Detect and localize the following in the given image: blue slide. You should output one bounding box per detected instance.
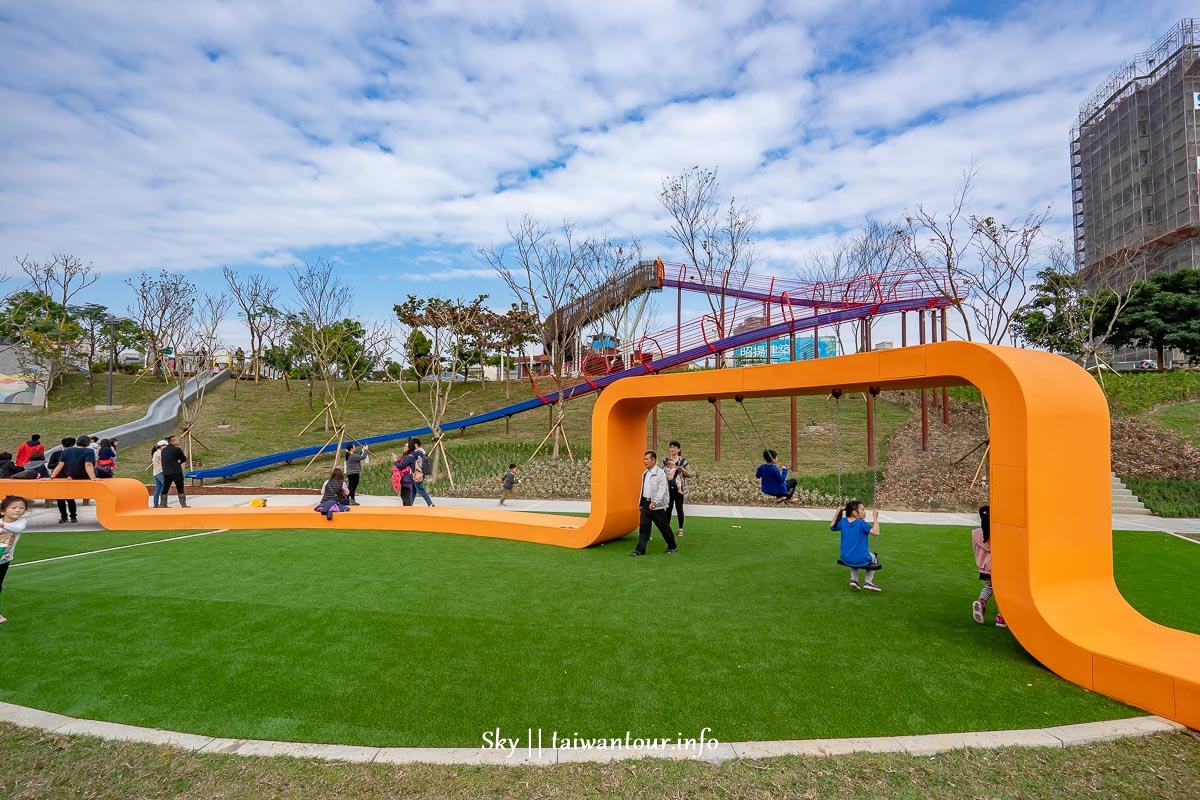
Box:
[188,296,944,481]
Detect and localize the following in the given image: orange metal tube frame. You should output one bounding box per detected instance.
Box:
[3,342,1197,729]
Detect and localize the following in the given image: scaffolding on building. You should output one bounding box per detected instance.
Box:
[1071,18,1200,283]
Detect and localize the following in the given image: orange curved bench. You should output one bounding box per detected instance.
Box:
[3,341,1198,730]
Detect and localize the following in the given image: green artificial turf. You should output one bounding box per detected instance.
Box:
[0,521,1194,748]
[11,529,209,563]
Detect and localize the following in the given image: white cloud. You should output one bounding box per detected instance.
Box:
[0,0,1194,332]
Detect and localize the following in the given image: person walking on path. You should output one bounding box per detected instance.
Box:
[411,439,435,507]
[499,463,519,506]
[158,436,189,508]
[150,441,167,508]
[0,495,30,624]
[343,444,369,505]
[14,435,43,469]
[662,440,692,536]
[632,450,677,557]
[49,434,98,523]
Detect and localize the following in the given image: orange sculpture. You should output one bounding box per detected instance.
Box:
[3,342,1197,729]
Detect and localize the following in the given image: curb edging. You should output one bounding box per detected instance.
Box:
[0,702,1184,766]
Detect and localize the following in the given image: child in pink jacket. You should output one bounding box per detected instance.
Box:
[971,505,1006,628]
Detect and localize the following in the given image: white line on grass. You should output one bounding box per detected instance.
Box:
[11,529,232,568]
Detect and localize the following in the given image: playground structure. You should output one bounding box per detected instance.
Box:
[5,341,1199,731]
[187,259,957,481]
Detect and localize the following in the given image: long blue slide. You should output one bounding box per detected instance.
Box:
[187,296,944,481]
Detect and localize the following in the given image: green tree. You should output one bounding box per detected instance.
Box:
[0,289,83,401]
[1109,269,1200,370]
[405,329,435,391]
[69,303,144,395]
[1011,266,1086,355]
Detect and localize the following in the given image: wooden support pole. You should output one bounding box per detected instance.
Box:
[929,311,939,410]
[919,309,929,452]
[941,308,950,426]
[714,399,722,463]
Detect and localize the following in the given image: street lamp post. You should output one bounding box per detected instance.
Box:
[104,314,118,407]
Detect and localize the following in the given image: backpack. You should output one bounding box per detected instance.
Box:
[414,452,432,482]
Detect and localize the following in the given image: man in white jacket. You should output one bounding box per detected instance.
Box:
[631,450,678,556]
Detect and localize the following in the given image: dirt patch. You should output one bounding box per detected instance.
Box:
[875,393,989,513]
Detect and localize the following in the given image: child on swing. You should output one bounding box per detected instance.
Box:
[971,505,1006,627]
[831,499,881,591]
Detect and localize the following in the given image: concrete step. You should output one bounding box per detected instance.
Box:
[1111,474,1152,515]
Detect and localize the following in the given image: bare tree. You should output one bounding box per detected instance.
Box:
[126,270,195,379]
[283,258,390,466]
[577,236,658,371]
[659,166,758,365]
[900,167,1050,345]
[482,214,589,458]
[164,291,233,464]
[804,219,908,354]
[966,208,1052,345]
[900,168,977,340]
[9,254,97,399]
[392,295,491,484]
[222,267,280,381]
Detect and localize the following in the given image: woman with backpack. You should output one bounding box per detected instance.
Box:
[96,439,117,478]
[411,438,435,507]
[390,441,419,506]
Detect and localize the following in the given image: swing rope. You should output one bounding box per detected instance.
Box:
[868,386,880,505]
[831,390,844,502]
[734,395,771,451]
[709,398,748,453]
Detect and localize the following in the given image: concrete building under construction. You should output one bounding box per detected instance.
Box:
[1071,18,1200,284]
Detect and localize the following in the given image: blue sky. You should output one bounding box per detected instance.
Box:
[0,0,1192,347]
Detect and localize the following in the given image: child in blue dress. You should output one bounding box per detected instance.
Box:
[831,500,882,591]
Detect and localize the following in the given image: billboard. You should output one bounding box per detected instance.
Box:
[733,337,838,365]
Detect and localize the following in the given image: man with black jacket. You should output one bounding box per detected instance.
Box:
[158,436,189,508]
[49,435,97,523]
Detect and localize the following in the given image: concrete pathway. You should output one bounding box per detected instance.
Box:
[0,702,1182,765]
[20,494,1200,537]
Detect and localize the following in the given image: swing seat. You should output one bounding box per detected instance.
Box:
[837,558,883,572]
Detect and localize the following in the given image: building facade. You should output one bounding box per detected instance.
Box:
[1072,19,1200,285]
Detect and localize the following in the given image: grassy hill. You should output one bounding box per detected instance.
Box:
[0,373,175,453]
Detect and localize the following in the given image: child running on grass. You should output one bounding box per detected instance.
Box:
[499,463,519,506]
[971,505,1006,628]
[0,495,29,624]
[831,500,882,591]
